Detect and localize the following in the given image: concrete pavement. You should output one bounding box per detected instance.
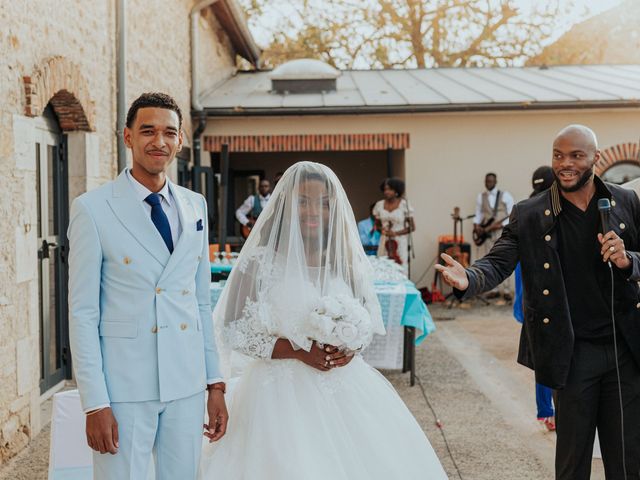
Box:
[1,303,607,479]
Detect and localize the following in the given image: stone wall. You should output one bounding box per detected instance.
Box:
[0,0,237,465]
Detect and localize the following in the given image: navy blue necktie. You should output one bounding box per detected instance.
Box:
[145,193,174,253]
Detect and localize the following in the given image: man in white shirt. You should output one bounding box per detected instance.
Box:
[473,172,515,300]
[236,179,271,229]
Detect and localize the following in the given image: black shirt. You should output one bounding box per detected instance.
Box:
[557,191,618,341]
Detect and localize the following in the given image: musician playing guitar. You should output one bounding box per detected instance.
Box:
[473,172,514,300]
[236,178,271,239]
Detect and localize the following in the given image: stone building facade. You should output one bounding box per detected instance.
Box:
[0,0,258,464]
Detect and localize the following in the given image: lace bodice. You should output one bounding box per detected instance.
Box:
[221,267,356,359]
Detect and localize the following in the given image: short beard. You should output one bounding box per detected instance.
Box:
[554,169,593,193]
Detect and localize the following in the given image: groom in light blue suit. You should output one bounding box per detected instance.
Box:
[68,93,228,479]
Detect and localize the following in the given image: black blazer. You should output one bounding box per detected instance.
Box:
[458,177,640,389]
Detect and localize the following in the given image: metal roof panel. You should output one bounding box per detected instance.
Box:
[200,65,640,113]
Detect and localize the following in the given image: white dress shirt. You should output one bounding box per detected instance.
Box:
[127,169,182,245]
[235,194,271,225]
[474,187,514,226]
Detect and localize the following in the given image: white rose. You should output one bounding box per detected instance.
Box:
[346,303,369,326]
[335,322,358,345]
[322,297,343,318]
[308,312,336,343]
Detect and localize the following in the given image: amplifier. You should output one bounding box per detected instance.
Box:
[437,241,471,268]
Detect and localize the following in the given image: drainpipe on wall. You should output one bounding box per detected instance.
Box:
[191,0,219,113]
[116,0,127,173]
[190,0,219,191]
[192,112,207,192]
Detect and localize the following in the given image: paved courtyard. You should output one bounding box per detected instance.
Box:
[0,302,606,479]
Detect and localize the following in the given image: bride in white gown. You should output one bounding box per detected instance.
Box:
[200,162,448,479]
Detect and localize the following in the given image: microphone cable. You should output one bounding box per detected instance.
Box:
[607,260,628,480]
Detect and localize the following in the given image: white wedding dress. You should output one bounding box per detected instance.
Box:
[199,277,448,480]
[200,162,448,479]
[199,356,448,479]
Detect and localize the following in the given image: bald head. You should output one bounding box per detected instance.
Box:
[554,124,598,153]
[552,124,600,193]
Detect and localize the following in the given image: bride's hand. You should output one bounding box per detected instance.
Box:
[298,341,333,371]
[326,348,355,368]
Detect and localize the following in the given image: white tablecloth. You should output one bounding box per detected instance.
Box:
[211,281,414,370]
[49,380,239,480]
[48,390,93,480]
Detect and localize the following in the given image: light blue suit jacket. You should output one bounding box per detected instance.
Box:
[68,170,220,411]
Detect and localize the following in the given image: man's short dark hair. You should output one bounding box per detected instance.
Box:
[380,177,406,197]
[486,172,497,180]
[126,92,183,129]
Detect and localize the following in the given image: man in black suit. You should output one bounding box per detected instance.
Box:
[437,125,640,479]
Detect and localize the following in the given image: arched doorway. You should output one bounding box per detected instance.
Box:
[35,106,70,393]
[596,142,640,185]
[600,161,640,184]
[25,57,95,393]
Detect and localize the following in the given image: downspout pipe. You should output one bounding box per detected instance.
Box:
[192,112,207,192]
[116,0,127,172]
[191,0,220,192]
[191,0,220,113]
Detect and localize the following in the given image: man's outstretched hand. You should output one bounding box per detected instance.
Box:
[434,253,469,291]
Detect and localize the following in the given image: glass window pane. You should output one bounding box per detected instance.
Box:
[36,144,42,238]
[48,259,58,371]
[47,145,58,236]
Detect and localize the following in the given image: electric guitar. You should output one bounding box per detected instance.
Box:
[473,215,509,246]
[240,215,257,240]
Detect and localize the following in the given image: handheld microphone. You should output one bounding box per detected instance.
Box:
[600,196,629,479]
[597,198,611,235]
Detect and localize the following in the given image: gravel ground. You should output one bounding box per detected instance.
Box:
[386,323,552,479]
[1,302,606,479]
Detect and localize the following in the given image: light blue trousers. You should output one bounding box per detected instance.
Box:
[93,391,205,480]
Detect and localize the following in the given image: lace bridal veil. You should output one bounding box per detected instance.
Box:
[213,161,385,376]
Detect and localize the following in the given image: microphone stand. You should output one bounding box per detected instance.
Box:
[402,195,417,385]
[445,209,488,308]
[404,196,415,279]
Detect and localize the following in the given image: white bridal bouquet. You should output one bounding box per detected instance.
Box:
[306,295,373,351]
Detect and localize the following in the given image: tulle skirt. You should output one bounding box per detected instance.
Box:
[199,356,448,479]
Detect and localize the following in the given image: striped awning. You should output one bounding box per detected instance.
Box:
[203,133,410,152]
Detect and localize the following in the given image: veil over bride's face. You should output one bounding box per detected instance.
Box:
[297,176,331,250]
[213,161,386,373]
